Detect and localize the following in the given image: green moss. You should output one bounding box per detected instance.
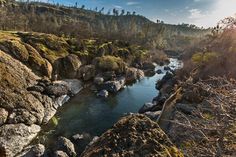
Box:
[95,55,126,73]
[192,52,218,64]
[0,40,29,62]
[51,116,58,126]
[164,146,184,157]
[203,112,214,120]
[18,32,69,63]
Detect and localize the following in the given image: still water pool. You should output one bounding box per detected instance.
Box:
[40,58,182,141]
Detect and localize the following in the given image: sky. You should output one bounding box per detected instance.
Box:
[49,0,236,28]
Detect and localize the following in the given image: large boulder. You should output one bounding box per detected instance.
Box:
[125,67,144,82]
[81,114,183,157]
[61,54,82,78]
[53,79,83,96]
[45,84,69,97]
[54,137,76,157]
[0,124,41,157]
[0,40,29,62]
[142,62,156,70]
[78,65,96,81]
[101,77,125,93]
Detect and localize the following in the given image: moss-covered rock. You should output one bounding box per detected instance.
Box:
[93,55,126,74]
[81,114,184,157]
[19,32,69,63]
[56,54,82,79]
[0,40,29,62]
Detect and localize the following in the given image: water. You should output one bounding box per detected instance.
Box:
[40,58,182,141]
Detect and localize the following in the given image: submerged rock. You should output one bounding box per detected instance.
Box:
[156,69,163,74]
[164,66,171,71]
[97,90,109,98]
[81,114,183,157]
[138,102,155,114]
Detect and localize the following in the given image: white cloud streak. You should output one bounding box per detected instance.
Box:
[188,0,236,27]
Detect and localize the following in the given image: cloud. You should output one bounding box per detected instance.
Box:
[112,5,123,9]
[187,0,236,27]
[188,9,206,19]
[126,1,140,6]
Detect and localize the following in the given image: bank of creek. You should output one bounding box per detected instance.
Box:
[35,58,183,149]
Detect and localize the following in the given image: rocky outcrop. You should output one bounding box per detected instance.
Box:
[0,124,41,157]
[81,114,183,157]
[0,50,71,156]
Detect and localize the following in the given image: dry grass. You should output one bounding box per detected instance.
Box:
[168,77,236,157]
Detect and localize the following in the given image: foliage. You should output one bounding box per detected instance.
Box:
[0,0,209,50]
[94,55,126,73]
[191,52,218,64]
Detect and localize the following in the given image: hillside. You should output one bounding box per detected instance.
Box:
[0,0,210,51]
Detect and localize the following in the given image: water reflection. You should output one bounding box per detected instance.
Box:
[39,58,182,145]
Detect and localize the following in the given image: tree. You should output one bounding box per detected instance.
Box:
[121,9,125,16]
[126,11,130,15]
[99,7,104,13]
[113,8,119,16]
[107,9,111,15]
[81,5,85,9]
[132,11,136,15]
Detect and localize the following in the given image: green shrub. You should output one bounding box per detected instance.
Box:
[192,52,218,64]
[94,55,126,73]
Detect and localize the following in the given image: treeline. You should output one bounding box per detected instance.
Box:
[0,0,210,50]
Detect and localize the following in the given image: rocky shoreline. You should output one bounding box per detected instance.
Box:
[0,31,167,156]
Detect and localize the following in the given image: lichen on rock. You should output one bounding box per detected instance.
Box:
[81,114,183,157]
